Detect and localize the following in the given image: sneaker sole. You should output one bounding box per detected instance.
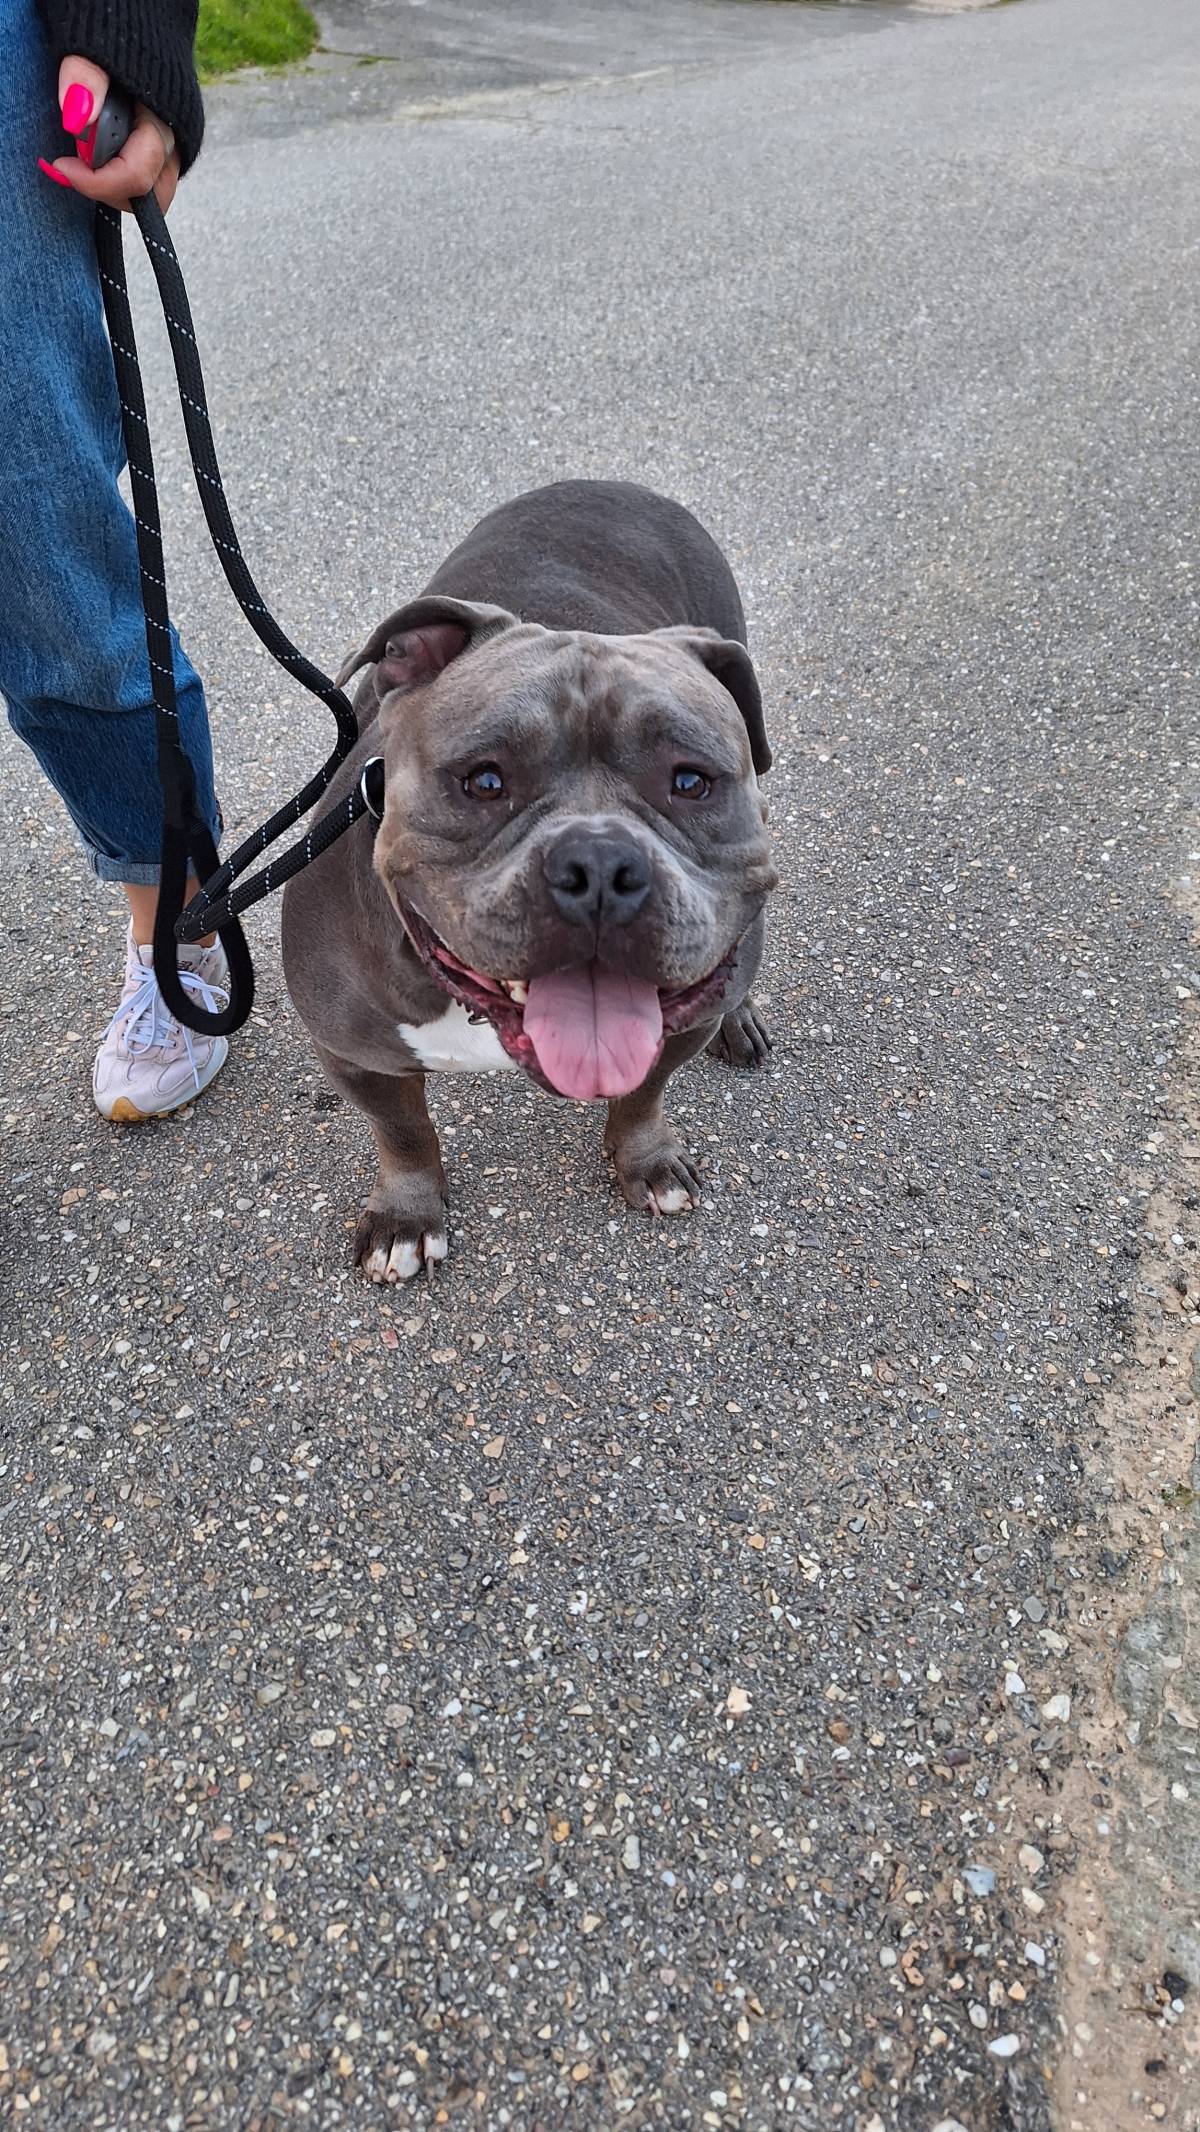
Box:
[96,1039,229,1124]
[107,1096,152,1123]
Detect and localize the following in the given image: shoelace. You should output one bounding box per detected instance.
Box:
[106,961,229,1094]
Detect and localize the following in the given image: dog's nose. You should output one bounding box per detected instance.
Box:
[544,830,652,928]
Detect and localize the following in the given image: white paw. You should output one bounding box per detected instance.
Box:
[363,1230,448,1283]
[647,1183,693,1216]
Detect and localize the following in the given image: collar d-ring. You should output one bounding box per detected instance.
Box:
[360,757,386,822]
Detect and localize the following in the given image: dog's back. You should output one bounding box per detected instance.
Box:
[422,478,748,645]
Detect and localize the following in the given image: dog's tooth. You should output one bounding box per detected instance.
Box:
[507,980,529,1005]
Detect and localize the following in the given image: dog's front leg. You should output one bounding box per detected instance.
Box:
[315,1046,448,1281]
[603,1027,714,1216]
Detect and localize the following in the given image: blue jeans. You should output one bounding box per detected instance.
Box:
[0,0,220,885]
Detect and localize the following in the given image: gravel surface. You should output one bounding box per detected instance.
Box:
[2,0,1199,2126]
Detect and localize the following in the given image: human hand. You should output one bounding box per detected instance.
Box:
[38,56,181,212]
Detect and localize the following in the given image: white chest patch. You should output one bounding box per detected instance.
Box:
[398,1001,516,1074]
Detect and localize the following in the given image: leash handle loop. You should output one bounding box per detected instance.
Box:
[95,184,367,1032]
[95,199,254,1035]
[125,191,362,952]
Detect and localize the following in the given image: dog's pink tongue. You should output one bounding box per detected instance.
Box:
[523,964,663,1100]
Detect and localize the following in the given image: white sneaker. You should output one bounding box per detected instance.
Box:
[93,924,230,1122]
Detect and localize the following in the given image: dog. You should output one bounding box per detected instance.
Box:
[281,479,777,1280]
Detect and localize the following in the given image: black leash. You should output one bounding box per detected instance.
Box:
[91,94,382,1036]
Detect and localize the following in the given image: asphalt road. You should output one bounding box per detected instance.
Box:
[2,2,1199,2127]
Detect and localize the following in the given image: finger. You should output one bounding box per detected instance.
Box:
[44,119,167,206]
[57,54,109,138]
[142,111,177,165]
[153,155,181,215]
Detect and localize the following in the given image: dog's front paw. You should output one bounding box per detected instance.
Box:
[354,1180,448,1283]
[707,998,772,1069]
[609,1130,701,1216]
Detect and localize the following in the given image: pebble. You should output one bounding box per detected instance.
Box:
[1004,1670,1027,1696]
[968,2003,988,2029]
[622,1834,642,1871]
[1041,1692,1072,1722]
[963,1864,997,1896]
[1022,1887,1046,1916]
[1018,1844,1045,1876]
[1025,1941,1046,1966]
[988,2034,1021,2058]
[256,1682,286,1706]
[1023,1595,1047,1622]
[311,1728,338,1748]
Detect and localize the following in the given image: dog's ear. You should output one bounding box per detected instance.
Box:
[336,598,519,696]
[653,627,771,777]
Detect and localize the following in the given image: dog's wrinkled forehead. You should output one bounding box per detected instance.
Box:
[396,631,762,784]
[403,627,584,749]
[340,597,771,777]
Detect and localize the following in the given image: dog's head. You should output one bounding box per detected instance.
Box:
[339,599,776,1100]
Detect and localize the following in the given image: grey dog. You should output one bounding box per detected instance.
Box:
[281,479,777,1280]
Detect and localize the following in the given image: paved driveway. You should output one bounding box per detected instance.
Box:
[2,1,1198,2125]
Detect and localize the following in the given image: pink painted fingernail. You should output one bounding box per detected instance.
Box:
[37,157,73,188]
[61,83,93,134]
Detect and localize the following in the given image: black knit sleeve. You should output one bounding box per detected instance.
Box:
[35,0,204,171]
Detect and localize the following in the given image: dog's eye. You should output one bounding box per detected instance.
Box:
[463,764,505,799]
[671,766,711,799]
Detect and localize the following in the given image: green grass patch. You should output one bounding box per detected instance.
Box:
[196,0,319,82]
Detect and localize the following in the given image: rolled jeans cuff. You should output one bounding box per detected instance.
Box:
[84,807,224,886]
[89,850,165,886]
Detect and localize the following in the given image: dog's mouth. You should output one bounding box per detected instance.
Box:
[401,904,735,1101]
